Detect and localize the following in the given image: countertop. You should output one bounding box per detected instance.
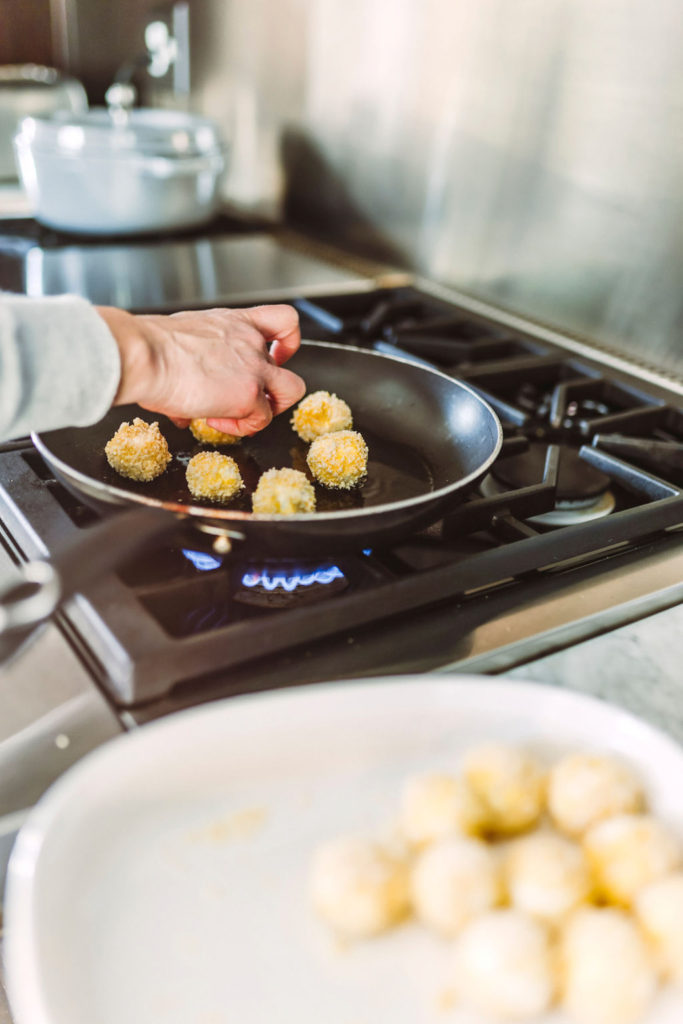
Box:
[504,600,683,744]
[1,601,682,1022]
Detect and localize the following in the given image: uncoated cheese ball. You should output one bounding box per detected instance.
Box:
[452,909,556,1020]
[398,773,489,847]
[309,836,410,939]
[462,743,546,837]
[411,835,502,937]
[583,813,681,907]
[635,872,683,983]
[548,752,645,837]
[560,907,657,1024]
[505,831,593,927]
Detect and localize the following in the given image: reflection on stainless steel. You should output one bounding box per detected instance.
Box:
[23,233,382,309]
[191,0,682,375]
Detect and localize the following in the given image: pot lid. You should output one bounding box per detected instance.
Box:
[17,107,226,158]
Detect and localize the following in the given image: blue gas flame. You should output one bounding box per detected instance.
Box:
[181,549,223,572]
[241,565,345,592]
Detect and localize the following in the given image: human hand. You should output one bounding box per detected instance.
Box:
[97,304,305,436]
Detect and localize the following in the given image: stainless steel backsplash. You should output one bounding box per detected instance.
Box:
[189,0,682,371]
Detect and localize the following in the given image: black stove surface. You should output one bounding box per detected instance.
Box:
[1,286,682,716]
[0,211,272,294]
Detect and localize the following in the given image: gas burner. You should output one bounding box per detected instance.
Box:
[484,443,616,527]
[480,473,616,527]
[234,562,349,608]
[494,444,610,506]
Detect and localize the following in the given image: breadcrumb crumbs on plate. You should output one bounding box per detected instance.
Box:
[251,467,316,515]
[307,430,369,489]
[185,451,243,502]
[189,418,239,446]
[290,390,353,442]
[104,417,172,482]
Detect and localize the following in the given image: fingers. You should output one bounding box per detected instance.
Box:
[206,388,274,437]
[263,363,306,417]
[243,304,301,365]
[169,416,191,428]
[206,365,304,435]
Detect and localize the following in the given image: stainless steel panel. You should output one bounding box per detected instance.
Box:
[190,0,683,374]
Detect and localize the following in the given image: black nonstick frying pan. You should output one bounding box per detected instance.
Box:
[0,342,502,647]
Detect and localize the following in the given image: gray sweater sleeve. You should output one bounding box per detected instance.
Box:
[0,293,121,442]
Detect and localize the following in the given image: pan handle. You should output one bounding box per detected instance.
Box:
[0,506,178,636]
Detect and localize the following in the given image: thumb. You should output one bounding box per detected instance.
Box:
[243,304,302,364]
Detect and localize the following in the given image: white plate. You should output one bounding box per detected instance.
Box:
[5,676,683,1024]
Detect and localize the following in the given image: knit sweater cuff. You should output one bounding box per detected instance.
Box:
[0,293,121,440]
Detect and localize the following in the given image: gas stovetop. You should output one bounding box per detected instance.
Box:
[1,285,682,731]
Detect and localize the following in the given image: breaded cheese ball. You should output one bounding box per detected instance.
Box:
[412,835,502,937]
[251,467,316,515]
[309,836,410,939]
[583,813,681,907]
[104,417,171,482]
[462,743,546,837]
[398,773,489,847]
[291,390,352,442]
[635,873,683,982]
[505,831,593,926]
[189,418,239,446]
[560,908,657,1024]
[307,429,369,490]
[453,909,556,1020]
[548,752,645,837]
[185,451,243,502]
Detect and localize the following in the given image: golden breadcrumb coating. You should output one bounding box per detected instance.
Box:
[307,430,368,489]
[185,451,243,502]
[189,418,239,446]
[104,417,172,482]
[291,390,353,442]
[251,467,316,515]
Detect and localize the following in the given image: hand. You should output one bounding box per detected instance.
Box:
[97,304,306,436]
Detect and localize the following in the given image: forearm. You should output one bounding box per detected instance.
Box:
[0,294,121,442]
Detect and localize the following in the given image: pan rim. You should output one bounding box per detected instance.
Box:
[31,340,504,523]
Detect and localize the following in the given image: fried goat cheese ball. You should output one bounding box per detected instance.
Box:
[291,390,352,442]
[307,430,369,490]
[104,417,172,482]
[251,468,316,515]
[189,418,239,446]
[185,451,243,502]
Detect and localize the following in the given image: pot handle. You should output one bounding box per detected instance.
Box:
[0,506,178,636]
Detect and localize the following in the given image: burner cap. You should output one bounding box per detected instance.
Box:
[492,443,610,505]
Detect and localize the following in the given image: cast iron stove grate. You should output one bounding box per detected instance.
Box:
[0,288,682,712]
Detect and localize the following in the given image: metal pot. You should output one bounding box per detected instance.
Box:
[13,106,228,235]
[0,65,87,181]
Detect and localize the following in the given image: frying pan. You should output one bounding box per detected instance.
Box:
[0,342,502,644]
